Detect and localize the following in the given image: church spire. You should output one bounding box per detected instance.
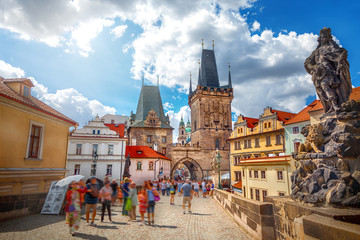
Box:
[189,72,192,95]
[142,74,144,86]
[228,63,232,88]
[197,59,201,86]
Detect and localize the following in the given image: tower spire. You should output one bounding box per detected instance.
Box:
[189,72,192,95]
[202,38,204,49]
[197,59,201,86]
[228,62,232,88]
[157,75,159,86]
[142,74,144,86]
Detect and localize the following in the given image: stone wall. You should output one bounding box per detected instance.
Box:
[266,196,360,240]
[0,193,47,221]
[213,189,275,240]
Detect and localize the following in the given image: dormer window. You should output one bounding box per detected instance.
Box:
[23,85,30,97]
[137,150,143,154]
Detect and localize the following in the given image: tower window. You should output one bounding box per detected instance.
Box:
[215,139,220,149]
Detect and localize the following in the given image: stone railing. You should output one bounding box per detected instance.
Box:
[213,189,275,240]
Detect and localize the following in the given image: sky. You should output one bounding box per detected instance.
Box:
[0,0,359,141]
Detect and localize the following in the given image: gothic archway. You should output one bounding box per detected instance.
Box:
[170,158,203,181]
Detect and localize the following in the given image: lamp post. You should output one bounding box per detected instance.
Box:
[92,152,98,176]
[216,150,222,189]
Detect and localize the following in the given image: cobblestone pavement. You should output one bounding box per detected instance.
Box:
[0,195,253,240]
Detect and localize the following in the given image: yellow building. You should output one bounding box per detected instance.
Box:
[0,77,76,218]
[229,107,295,201]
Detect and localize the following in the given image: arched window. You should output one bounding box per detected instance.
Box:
[149,161,154,170]
[137,161,142,170]
[240,128,243,133]
[268,122,271,128]
[264,123,267,128]
[182,130,184,135]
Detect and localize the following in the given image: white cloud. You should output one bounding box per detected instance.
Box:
[166,105,191,142]
[0,60,25,78]
[110,25,128,39]
[251,20,260,31]
[163,102,174,111]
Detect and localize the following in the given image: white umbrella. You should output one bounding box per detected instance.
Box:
[56,175,84,187]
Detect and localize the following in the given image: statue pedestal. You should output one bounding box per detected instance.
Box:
[266,196,360,240]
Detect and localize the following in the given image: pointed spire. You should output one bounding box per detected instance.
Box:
[212,40,214,51]
[228,62,232,88]
[189,72,192,94]
[142,74,144,86]
[197,59,201,86]
[202,38,204,49]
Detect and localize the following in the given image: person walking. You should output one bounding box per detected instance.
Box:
[100,180,113,223]
[121,178,130,216]
[161,181,166,196]
[128,182,138,221]
[138,187,147,226]
[85,177,100,226]
[166,180,171,196]
[210,180,215,198]
[65,181,87,236]
[206,181,211,197]
[193,181,199,197]
[181,179,193,214]
[146,182,159,225]
[110,179,118,206]
[177,180,183,197]
[169,181,176,205]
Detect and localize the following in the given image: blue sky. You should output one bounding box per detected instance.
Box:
[0,0,359,140]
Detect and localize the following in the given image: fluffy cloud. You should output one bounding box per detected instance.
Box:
[0,60,116,126]
[110,25,128,39]
[166,105,191,142]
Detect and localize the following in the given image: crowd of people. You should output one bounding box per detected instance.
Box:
[64,177,215,236]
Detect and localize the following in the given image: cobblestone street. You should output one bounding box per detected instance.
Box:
[0,195,253,240]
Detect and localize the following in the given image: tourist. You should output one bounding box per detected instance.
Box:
[128,182,138,221]
[181,179,193,214]
[117,185,123,205]
[121,178,130,216]
[161,180,166,196]
[153,181,158,191]
[100,180,113,223]
[110,179,118,206]
[146,182,159,225]
[193,180,199,197]
[138,187,147,226]
[170,180,176,205]
[201,180,207,198]
[206,181,211,197]
[65,181,87,236]
[166,180,171,196]
[210,180,215,198]
[85,177,100,226]
[177,180,183,197]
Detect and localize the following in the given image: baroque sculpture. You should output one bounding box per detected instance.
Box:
[291,28,360,207]
[123,154,131,178]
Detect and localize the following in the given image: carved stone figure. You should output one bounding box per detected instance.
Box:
[123,154,131,178]
[304,27,352,114]
[298,124,324,154]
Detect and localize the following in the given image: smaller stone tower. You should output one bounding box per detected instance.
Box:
[177,116,186,145]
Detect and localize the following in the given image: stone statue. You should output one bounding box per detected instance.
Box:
[298,124,324,154]
[304,27,352,114]
[123,153,131,178]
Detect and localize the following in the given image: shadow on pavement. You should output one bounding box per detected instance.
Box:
[110,221,129,225]
[0,215,64,233]
[95,225,118,229]
[155,225,177,229]
[190,213,212,216]
[74,233,108,240]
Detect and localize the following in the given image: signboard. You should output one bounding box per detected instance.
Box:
[41,181,68,215]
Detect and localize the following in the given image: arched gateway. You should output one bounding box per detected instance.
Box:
[170,158,203,181]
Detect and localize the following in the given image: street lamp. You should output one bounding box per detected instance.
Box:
[92,152,98,176]
[216,149,222,189]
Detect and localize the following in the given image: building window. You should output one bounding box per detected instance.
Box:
[23,85,30,97]
[194,121,197,131]
[250,188,253,199]
[244,139,251,148]
[162,136,166,143]
[262,190,268,201]
[240,128,243,133]
[92,144,98,156]
[108,145,114,155]
[215,139,220,149]
[255,189,260,201]
[277,171,283,180]
[254,154,260,158]
[149,161,154,170]
[97,130,100,134]
[261,170,266,179]
[237,128,240,134]
[264,123,267,128]
[234,156,241,165]
[243,186,246,198]
[255,138,260,147]
[92,130,95,134]
[74,164,80,175]
[28,125,42,158]
[162,147,166,155]
[137,161,142,170]
[294,142,300,153]
[106,165,112,175]
[111,119,115,124]
[76,144,82,155]
[279,192,285,196]
[268,122,271,128]
[235,171,241,181]
[242,169,245,177]
[293,126,299,134]
[276,135,282,145]
[254,170,259,179]
[182,141,184,145]
[266,136,271,146]
[182,130,184,135]
[249,170,252,178]
[147,135,152,143]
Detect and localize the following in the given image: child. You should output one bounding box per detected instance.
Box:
[170,181,176,205]
[138,187,147,226]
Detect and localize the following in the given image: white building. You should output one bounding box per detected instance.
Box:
[126,146,171,185]
[66,115,127,181]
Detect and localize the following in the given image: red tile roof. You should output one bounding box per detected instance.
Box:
[271,109,296,123]
[104,123,126,138]
[308,86,360,113]
[125,146,171,160]
[243,117,259,128]
[233,181,242,189]
[0,77,77,125]
[284,100,320,125]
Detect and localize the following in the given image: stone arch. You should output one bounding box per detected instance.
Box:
[170,157,203,181]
